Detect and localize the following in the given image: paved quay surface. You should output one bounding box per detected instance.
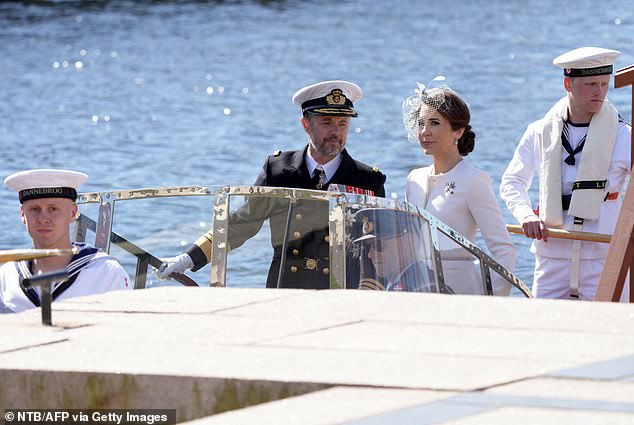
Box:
[1,287,634,424]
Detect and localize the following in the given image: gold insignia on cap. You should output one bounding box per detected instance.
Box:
[362,216,374,235]
[326,88,347,105]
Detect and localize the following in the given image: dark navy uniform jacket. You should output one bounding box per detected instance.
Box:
[187,146,386,289]
[258,147,385,197]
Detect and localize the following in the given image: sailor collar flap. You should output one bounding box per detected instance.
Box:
[15,243,100,306]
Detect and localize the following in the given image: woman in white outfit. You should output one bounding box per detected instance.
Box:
[403,86,516,295]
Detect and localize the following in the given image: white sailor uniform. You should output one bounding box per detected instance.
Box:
[406,160,516,295]
[500,106,631,300]
[0,242,131,313]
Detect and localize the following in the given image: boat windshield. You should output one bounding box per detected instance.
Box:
[74,185,531,297]
[347,207,439,293]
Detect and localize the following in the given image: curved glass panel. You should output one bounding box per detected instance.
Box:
[347,207,437,293]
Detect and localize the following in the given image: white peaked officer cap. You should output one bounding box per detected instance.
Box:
[4,169,88,204]
[292,80,363,117]
[553,47,621,77]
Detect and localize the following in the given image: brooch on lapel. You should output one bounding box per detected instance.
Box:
[445,181,455,195]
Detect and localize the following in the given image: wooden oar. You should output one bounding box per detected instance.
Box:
[0,247,80,263]
[506,224,611,244]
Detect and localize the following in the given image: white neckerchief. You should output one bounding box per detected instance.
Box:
[306,151,342,181]
[539,96,618,225]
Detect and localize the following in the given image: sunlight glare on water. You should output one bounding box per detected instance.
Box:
[0,0,632,288]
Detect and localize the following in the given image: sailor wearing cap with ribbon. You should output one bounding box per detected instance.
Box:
[156,81,386,289]
[500,47,632,300]
[0,169,131,313]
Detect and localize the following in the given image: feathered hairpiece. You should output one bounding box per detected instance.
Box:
[402,76,450,143]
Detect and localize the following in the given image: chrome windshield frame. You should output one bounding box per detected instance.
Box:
[410,203,531,297]
[328,192,397,289]
[209,185,337,287]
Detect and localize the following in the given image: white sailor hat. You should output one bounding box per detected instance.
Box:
[292,80,363,117]
[4,169,88,204]
[553,47,621,77]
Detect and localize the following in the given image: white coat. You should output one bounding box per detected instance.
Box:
[406,160,516,295]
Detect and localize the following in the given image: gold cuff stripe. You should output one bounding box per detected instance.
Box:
[194,231,214,263]
[359,278,386,291]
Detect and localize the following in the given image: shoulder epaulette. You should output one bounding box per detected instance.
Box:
[273,150,282,157]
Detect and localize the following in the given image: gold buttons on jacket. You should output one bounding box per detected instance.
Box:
[295,213,303,220]
[290,266,298,273]
[322,267,330,275]
[324,235,330,243]
[293,231,301,239]
[292,249,300,256]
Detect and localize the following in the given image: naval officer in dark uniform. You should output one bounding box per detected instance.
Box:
[157,80,386,289]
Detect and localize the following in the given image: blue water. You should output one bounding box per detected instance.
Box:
[1,0,632,288]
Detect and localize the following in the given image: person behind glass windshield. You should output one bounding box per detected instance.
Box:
[0,169,131,313]
[354,208,437,292]
[500,47,631,301]
[155,80,386,289]
[403,85,516,295]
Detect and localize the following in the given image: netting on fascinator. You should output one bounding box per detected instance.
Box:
[402,76,449,143]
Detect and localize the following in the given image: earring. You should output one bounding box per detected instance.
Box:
[453,139,459,145]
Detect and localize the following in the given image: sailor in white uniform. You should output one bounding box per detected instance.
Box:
[500,47,632,301]
[0,169,131,313]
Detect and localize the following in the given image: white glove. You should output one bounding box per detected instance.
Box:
[155,253,194,281]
